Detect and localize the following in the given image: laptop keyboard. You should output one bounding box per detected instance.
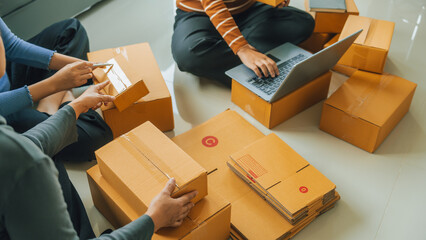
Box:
[247,53,308,96]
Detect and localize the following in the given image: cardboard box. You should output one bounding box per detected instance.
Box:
[96,121,208,216]
[320,71,417,152]
[87,165,231,240]
[337,15,395,74]
[299,33,335,53]
[228,133,336,224]
[306,0,359,33]
[256,0,284,7]
[89,54,149,112]
[88,43,174,138]
[324,33,340,48]
[172,110,340,239]
[231,71,332,129]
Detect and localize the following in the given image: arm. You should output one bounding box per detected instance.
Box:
[23,81,115,157]
[3,150,155,240]
[200,0,279,77]
[0,18,54,69]
[23,105,78,157]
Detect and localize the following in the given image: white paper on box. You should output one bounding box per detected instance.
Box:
[103,58,132,94]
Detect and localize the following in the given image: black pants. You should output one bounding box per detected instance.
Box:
[5,19,112,239]
[172,3,315,87]
[6,18,113,162]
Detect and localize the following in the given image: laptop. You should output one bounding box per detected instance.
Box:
[225,30,362,102]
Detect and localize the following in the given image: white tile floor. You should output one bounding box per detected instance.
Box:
[64,0,426,239]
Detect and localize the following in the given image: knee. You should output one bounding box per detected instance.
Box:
[295,11,315,40]
[172,36,217,74]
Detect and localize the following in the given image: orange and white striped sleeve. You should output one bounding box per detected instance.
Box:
[200,0,249,54]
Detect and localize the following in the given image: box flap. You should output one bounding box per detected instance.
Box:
[88,43,170,110]
[339,16,395,49]
[324,71,417,126]
[230,134,309,189]
[339,15,371,44]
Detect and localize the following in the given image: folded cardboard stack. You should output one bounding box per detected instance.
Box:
[320,71,417,152]
[87,121,232,239]
[173,110,340,239]
[227,133,336,224]
[88,43,174,138]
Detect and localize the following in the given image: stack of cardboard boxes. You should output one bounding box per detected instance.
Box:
[87,121,232,239]
[88,110,340,239]
[319,16,417,152]
[172,110,340,239]
[299,0,359,53]
[88,43,174,138]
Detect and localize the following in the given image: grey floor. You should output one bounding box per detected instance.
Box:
[62,0,426,239]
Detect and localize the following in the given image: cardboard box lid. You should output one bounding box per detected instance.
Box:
[229,134,335,215]
[91,54,145,96]
[96,121,207,204]
[172,110,265,174]
[339,15,395,50]
[88,43,171,110]
[230,134,309,188]
[324,71,417,126]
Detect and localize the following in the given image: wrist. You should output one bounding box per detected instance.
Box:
[68,100,85,119]
[45,75,62,92]
[146,210,161,232]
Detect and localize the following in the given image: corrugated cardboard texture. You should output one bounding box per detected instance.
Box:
[306,0,359,33]
[96,121,208,216]
[231,71,332,129]
[172,110,340,239]
[338,15,395,73]
[87,165,231,239]
[89,43,174,137]
[299,33,335,53]
[320,71,417,152]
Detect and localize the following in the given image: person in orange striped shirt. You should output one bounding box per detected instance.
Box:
[172,0,314,87]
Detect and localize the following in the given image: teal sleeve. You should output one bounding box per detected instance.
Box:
[23,105,78,157]
[94,215,154,240]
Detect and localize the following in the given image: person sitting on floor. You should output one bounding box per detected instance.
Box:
[0,18,113,238]
[172,0,314,87]
[0,45,197,237]
[0,17,113,163]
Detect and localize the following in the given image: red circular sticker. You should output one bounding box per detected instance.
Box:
[299,186,308,193]
[202,136,218,147]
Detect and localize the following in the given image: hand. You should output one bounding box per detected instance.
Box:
[68,81,115,118]
[48,61,94,91]
[276,0,290,8]
[236,44,279,78]
[146,178,198,232]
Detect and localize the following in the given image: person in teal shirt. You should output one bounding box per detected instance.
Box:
[0,49,197,238]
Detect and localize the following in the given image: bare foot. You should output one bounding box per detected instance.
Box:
[37,91,67,115]
[61,90,76,104]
